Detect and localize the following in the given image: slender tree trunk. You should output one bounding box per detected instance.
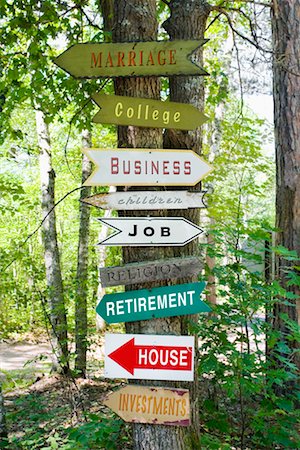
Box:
[36,108,69,373]
[0,384,7,445]
[75,130,93,377]
[271,0,300,375]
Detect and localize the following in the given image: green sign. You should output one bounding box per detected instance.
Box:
[92,94,208,130]
[96,282,210,324]
[54,40,208,78]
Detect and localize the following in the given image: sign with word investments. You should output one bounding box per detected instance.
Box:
[97,217,203,246]
[54,40,208,78]
[96,282,209,324]
[92,94,208,130]
[83,148,213,187]
[99,256,203,287]
[105,333,194,381]
[103,385,190,427]
[81,190,207,210]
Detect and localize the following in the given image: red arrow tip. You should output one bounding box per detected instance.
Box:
[108,337,136,375]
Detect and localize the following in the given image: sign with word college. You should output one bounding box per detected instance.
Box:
[99,256,203,287]
[83,148,213,187]
[97,282,209,324]
[82,190,207,210]
[105,333,195,381]
[92,94,208,130]
[54,40,208,78]
[103,385,190,426]
[97,217,203,246]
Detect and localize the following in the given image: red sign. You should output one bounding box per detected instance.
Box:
[108,337,192,375]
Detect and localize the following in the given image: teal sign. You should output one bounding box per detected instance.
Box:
[96,282,210,324]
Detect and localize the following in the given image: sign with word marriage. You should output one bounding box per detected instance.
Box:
[103,385,190,427]
[83,148,213,187]
[105,333,194,381]
[54,40,208,78]
[96,282,210,324]
[99,256,203,287]
[97,217,203,246]
[81,190,207,210]
[92,94,208,130]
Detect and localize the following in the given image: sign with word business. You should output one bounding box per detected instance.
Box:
[81,190,207,210]
[83,148,213,186]
[97,217,203,246]
[54,40,208,78]
[92,94,208,130]
[97,282,210,324]
[105,333,194,381]
[99,256,203,287]
[103,385,190,426]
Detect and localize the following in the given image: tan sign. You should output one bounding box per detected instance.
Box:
[54,40,208,78]
[103,385,190,426]
[92,94,208,130]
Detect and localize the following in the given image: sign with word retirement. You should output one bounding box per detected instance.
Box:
[92,94,208,130]
[96,282,209,324]
[54,40,208,78]
[103,385,190,426]
[105,333,194,381]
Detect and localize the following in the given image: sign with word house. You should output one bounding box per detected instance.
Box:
[103,385,190,426]
[105,333,194,381]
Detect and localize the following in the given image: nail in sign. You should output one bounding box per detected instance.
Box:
[82,148,213,187]
[105,333,194,381]
[54,40,208,78]
[92,94,208,130]
[103,385,190,426]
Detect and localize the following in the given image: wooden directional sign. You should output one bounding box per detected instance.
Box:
[83,148,213,186]
[99,256,203,287]
[92,94,208,130]
[54,40,208,78]
[97,282,210,324]
[103,385,190,426]
[82,190,207,210]
[97,217,203,247]
[105,333,194,381]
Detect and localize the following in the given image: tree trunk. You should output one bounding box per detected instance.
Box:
[36,108,69,373]
[271,0,300,374]
[0,384,7,445]
[75,129,93,377]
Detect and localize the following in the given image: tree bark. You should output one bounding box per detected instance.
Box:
[36,108,69,373]
[0,384,7,445]
[75,129,93,377]
[271,0,300,374]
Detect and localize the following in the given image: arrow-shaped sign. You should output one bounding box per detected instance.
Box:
[54,40,208,78]
[97,282,210,324]
[82,190,207,210]
[103,385,190,426]
[105,333,194,381]
[83,148,213,186]
[92,94,208,130]
[97,217,203,246]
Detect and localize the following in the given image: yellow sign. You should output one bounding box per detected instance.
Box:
[103,385,190,426]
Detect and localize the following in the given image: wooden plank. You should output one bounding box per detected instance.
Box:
[97,281,210,324]
[99,256,203,287]
[54,40,208,78]
[82,148,213,187]
[92,94,208,130]
[97,217,203,247]
[105,333,194,381]
[81,190,207,210]
[103,385,190,426]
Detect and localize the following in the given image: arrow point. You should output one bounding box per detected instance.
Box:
[108,338,135,375]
